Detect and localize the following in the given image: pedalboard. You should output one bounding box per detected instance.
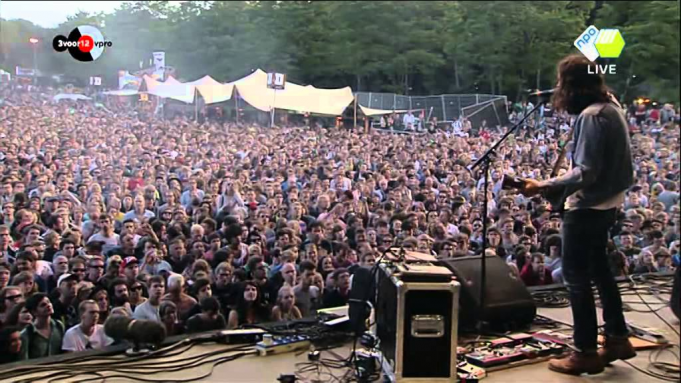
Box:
[464,334,565,368]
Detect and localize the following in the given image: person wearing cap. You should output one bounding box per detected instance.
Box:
[40,195,61,227]
[49,273,79,329]
[98,255,123,289]
[19,293,65,360]
[121,257,140,285]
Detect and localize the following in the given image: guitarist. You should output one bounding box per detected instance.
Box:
[521,54,635,376]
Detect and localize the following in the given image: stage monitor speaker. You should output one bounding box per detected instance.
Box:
[439,255,536,331]
[374,262,459,383]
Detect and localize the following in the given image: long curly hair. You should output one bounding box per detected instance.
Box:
[551,54,610,115]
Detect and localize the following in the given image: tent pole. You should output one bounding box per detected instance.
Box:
[235,89,239,125]
[353,94,358,130]
[271,89,277,128]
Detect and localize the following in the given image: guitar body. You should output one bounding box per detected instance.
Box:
[501,175,566,215]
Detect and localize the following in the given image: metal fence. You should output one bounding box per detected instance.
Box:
[462,97,510,132]
[355,92,507,122]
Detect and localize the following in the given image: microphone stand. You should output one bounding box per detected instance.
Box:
[468,98,547,330]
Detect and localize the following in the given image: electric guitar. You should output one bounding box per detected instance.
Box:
[502,128,575,214]
[502,94,622,214]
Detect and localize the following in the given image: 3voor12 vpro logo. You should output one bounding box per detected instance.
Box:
[53,25,112,62]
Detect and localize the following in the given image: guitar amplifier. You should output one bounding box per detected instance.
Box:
[374,262,460,382]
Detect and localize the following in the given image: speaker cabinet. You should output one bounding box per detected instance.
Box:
[375,263,459,382]
[439,255,536,331]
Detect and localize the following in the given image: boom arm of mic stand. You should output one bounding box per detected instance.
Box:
[465,99,546,331]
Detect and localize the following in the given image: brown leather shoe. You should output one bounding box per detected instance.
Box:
[548,351,605,375]
[598,336,637,365]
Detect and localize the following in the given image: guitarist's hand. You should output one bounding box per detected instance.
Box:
[520,179,546,197]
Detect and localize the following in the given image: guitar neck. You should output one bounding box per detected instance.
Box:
[551,127,575,177]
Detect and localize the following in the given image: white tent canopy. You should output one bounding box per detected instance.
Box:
[359,105,408,117]
[136,70,354,114]
[53,93,91,102]
[141,75,196,103]
[230,69,354,116]
[103,89,139,96]
[186,75,234,105]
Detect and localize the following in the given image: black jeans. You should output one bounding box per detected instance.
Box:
[562,208,629,352]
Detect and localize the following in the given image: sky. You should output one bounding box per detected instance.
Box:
[0,1,127,28]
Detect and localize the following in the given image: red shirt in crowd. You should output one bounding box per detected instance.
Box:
[520,264,553,286]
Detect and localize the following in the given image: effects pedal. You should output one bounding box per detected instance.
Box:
[457,360,487,380]
[256,334,311,356]
[627,323,668,344]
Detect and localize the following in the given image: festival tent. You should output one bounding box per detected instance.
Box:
[186,75,234,105]
[164,76,182,85]
[231,69,354,116]
[359,105,408,116]
[103,89,139,96]
[133,70,354,114]
[53,93,92,102]
[140,75,196,103]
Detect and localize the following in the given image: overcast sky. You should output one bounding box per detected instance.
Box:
[1,1,127,28]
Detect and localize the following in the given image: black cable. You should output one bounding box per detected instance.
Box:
[52,348,255,383]
[9,343,256,383]
[0,342,197,381]
[540,298,680,383]
[622,344,681,383]
[0,338,196,379]
[627,275,680,337]
[68,350,256,383]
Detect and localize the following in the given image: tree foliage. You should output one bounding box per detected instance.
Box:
[0,1,677,102]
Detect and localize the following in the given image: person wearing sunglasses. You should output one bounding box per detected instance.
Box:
[0,285,24,326]
[128,281,148,311]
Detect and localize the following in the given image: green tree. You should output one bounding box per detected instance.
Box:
[1,1,677,103]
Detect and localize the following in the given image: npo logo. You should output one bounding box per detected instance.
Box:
[574,25,625,62]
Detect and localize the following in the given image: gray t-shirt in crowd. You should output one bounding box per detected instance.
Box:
[133,300,161,322]
[293,285,320,318]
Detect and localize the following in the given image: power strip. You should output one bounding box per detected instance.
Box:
[256,334,311,356]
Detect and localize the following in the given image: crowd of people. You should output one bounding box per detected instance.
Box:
[0,80,678,364]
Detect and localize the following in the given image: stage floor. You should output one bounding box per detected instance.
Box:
[1,291,678,383]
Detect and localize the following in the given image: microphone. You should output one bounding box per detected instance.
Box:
[104,315,167,353]
[527,88,555,97]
